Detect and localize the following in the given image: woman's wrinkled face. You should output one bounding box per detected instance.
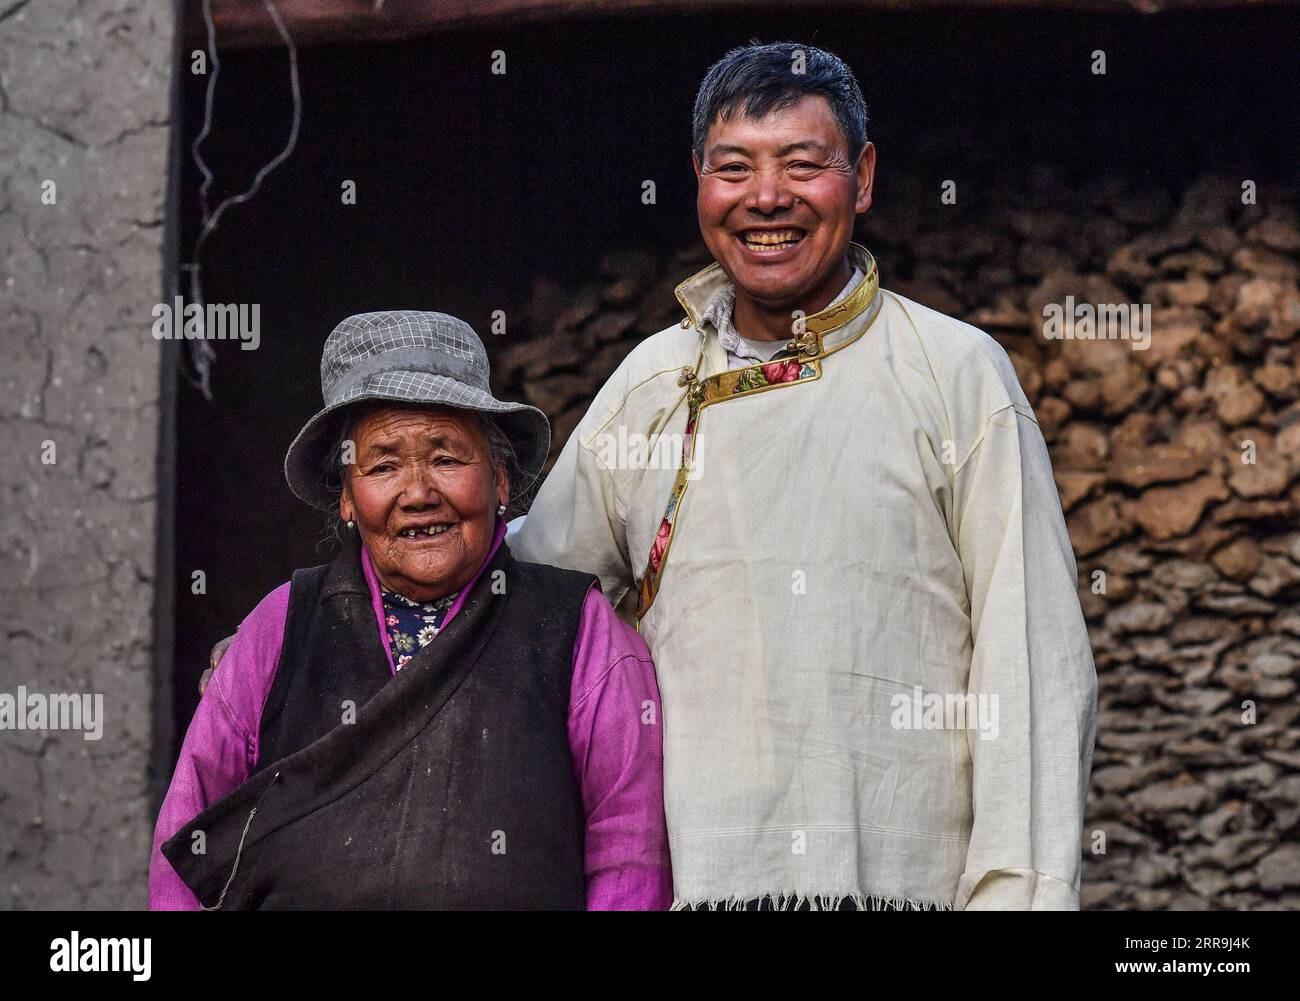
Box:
[340,404,507,602]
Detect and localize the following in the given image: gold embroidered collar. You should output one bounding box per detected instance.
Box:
[674,243,881,359]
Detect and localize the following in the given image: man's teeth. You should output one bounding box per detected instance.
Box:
[399,525,452,538]
[743,230,804,249]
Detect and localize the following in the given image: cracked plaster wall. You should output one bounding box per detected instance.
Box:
[0,0,172,908]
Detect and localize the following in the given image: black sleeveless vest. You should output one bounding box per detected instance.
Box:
[163,537,597,910]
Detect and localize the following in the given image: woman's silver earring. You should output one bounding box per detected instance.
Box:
[496,504,506,517]
[346,520,354,531]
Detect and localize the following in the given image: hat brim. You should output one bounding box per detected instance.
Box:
[284,376,551,512]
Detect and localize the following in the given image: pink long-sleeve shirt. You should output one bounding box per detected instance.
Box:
[150,521,673,910]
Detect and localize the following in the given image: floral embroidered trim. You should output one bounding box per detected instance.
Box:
[638,248,883,620]
[636,355,820,619]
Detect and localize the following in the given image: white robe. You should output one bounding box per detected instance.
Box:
[512,244,1098,910]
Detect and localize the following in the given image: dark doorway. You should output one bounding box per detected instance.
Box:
[162,2,1300,768]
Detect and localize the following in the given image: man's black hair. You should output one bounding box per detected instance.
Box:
[692,41,869,164]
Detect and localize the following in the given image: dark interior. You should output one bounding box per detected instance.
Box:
[168,3,1300,755]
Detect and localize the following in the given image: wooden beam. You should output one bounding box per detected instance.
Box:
[187,0,1292,51]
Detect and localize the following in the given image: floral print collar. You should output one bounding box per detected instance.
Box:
[381,588,458,671]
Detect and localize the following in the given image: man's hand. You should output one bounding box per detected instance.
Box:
[198,634,236,696]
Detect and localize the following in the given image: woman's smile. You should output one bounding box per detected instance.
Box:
[395,522,457,541]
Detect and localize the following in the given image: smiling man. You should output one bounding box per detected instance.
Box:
[511,41,1099,910]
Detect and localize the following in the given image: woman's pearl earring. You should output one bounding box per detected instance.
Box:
[346,520,354,530]
[496,504,506,516]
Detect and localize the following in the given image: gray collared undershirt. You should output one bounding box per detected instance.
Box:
[703,265,866,370]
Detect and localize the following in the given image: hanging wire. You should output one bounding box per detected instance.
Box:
[180,0,301,399]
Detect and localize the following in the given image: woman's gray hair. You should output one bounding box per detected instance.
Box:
[314,403,528,546]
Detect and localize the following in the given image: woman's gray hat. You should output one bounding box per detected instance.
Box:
[284,310,550,511]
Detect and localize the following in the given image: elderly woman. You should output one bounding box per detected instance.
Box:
[149,311,672,910]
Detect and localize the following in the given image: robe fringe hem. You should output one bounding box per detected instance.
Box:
[670,890,955,911]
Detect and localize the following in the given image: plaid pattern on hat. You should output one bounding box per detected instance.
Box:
[284,311,550,511]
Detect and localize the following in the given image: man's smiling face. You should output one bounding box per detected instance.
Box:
[694,93,874,314]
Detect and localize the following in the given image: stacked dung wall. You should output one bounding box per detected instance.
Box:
[495,169,1300,909]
